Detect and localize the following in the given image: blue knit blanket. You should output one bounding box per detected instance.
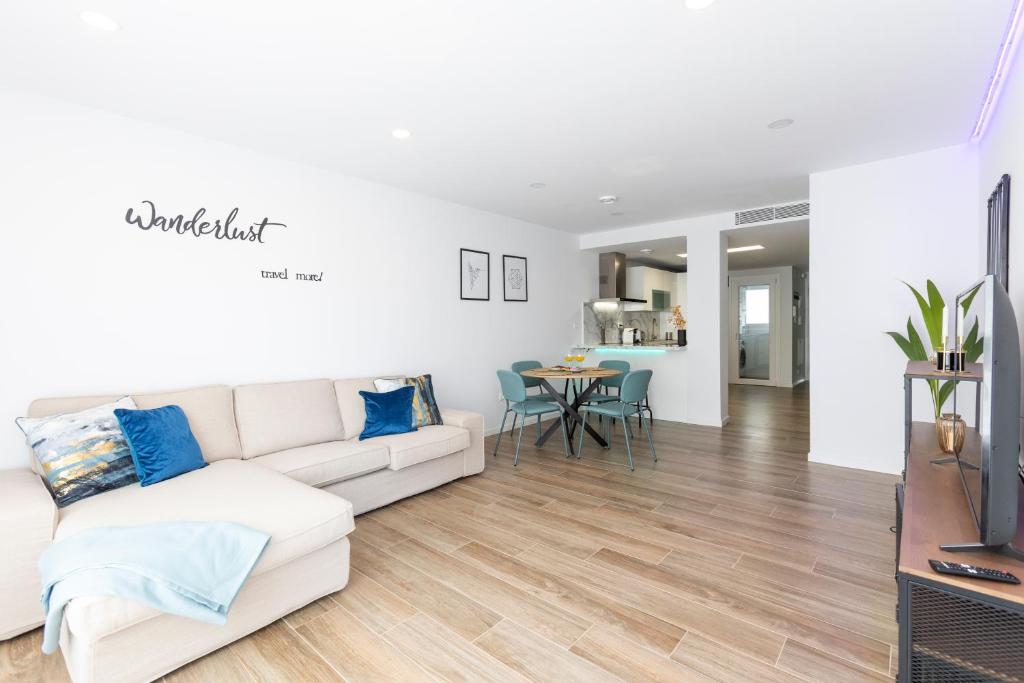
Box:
[40,522,270,654]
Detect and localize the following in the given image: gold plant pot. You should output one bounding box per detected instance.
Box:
[935,413,966,454]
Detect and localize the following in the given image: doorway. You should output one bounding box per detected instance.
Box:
[730,273,781,385]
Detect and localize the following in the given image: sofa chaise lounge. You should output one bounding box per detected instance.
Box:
[0,377,484,683]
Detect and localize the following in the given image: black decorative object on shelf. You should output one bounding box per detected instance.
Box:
[677,329,687,347]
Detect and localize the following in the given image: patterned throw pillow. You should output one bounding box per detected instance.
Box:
[16,397,140,507]
[408,374,443,428]
[373,375,443,428]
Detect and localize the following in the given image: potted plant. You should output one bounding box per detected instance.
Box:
[886,280,982,453]
[671,305,687,346]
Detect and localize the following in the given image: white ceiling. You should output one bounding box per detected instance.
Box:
[595,218,808,272]
[0,1,1012,233]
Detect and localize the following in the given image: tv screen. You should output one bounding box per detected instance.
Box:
[952,275,1021,548]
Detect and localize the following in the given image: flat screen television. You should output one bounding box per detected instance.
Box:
[946,274,1022,557]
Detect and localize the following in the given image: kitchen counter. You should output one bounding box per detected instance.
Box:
[583,343,687,352]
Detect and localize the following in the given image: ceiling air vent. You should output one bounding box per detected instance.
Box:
[734,201,810,225]
[735,207,775,225]
[774,202,810,220]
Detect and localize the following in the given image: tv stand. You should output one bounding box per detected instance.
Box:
[939,541,1024,562]
[897,422,1024,681]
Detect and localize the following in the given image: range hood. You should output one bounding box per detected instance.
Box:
[593,252,646,304]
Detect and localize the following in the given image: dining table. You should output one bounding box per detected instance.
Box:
[519,366,622,454]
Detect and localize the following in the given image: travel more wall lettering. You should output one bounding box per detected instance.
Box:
[125,200,286,244]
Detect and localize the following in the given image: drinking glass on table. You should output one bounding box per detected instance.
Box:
[563,354,574,369]
[575,353,585,368]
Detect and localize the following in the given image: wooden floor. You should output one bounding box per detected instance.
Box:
[1,383,901,683]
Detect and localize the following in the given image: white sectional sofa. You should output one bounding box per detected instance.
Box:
[0,377,484,683]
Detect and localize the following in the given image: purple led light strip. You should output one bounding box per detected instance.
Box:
[972,0,1024,141]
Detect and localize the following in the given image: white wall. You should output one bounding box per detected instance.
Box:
[809,144,980,474]
[0,88,593,470]
[978,44,1024,363]
[582,214,730,426]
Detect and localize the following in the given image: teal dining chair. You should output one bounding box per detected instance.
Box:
[576,369,656,471]
[585,360,630,405]
[494,369,571,466]
[507,360,559,444]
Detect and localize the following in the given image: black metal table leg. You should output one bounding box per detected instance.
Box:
[535,378,608,449]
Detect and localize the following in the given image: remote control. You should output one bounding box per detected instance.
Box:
[929,559,1021,584]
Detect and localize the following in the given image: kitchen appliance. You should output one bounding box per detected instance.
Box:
[623,327,637,345]
[591,252,647,304]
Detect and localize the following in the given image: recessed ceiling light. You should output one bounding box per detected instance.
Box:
[677,245,764,259]
[684,0,717,9]
[391,128,412,140]
[610,212,624,216]
[598,195,618,205]
[767,118,794,130]
[80,10,119,31]
[529,182,546,189]
[640,248,652,253]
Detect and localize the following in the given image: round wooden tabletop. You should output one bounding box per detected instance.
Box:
[520,366,622,379]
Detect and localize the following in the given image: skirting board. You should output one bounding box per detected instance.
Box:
[486,412,730,436]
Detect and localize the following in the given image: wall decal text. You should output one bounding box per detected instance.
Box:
[260,268,323,282]
[125,200,286,244]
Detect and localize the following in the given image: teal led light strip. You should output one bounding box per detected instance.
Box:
[593,347,667,354]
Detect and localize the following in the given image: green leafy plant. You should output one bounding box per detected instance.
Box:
[886,280,983,418]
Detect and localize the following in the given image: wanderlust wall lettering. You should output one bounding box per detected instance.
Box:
[125,200,286,244]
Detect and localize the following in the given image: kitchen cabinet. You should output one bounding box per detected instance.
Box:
[624,266,677,311]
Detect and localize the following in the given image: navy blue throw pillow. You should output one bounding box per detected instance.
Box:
[359,386,416,440]
[114,405,207,486]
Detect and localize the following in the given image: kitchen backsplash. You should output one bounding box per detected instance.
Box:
[583,302,677,345]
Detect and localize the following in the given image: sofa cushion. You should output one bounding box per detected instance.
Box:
[234,379,345,458]
[55,459,352,648]
[56,459,354,575]
[252,441,389,488]
[134,386,241,462]
[333,377,375,440]
[25,385,242,469]
[369,425,471,470]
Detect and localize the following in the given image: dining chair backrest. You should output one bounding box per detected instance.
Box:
[497,369,528,403]
[619,369,653,404]
[598,360,630,389]
[511,360,543,389]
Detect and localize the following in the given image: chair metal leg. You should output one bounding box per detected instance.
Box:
[536,414,542,439]
[641,412,657,462]
[513,417,526,467]
[492,408,510,456]
[559,412,572,459]
[622,416,635,471]
[603,416,611,449]
[577,411,586,460]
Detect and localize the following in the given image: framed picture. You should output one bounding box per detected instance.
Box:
[503,254,528,302]
[460,248,490,301]
[987,173,1011,291]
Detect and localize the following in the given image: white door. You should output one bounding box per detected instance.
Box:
[729,274,780,386]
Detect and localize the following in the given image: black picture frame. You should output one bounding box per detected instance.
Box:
[502,254,528,302]
[988,174,1011,292]
[460,248,490,301]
